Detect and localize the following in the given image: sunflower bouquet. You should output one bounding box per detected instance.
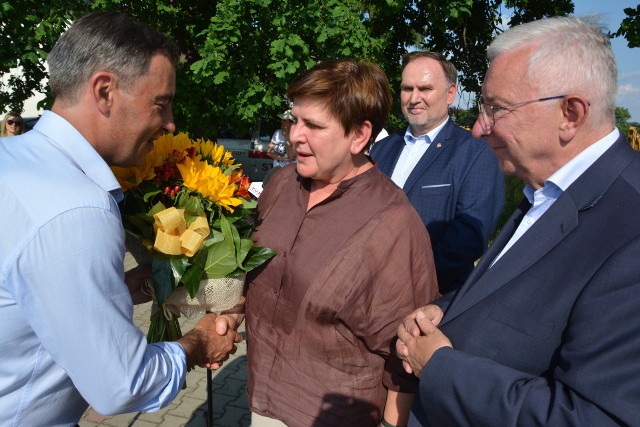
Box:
[112,133,274,343]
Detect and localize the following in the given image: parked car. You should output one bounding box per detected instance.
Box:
[216,135,274,182]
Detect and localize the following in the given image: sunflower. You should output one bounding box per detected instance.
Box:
[111,133,194,190]
[193,137,237,169]
[177,156,243,212]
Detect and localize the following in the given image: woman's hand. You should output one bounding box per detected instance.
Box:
[124,264,153,305]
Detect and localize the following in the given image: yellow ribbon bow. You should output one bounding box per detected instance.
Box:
[153,207,209,257]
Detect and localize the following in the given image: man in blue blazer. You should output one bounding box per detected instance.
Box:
[370,52,504,294]
[395,16,640,426]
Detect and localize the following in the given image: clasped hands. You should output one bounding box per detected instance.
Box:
[177,311,244,370]
[396,304,452,378]
[126,264,245,370]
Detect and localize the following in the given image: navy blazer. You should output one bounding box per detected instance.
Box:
[370,119,505,293]
[410,136,640,426]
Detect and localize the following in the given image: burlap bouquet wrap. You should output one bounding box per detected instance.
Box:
[125,231,245,317]
[165,275,245,317]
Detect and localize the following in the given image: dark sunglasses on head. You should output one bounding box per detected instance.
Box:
[7,119,23,126]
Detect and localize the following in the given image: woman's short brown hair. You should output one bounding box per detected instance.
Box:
[286,59,392,149]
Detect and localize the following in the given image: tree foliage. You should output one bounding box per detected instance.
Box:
[0,1,81,112]
[616,106,633,135]
[2,0,580,137]
[189,0,389,137]
[614,4,640,48]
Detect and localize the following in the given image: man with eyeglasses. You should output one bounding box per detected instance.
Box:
[396,16,640,426]
[371,51,505,295]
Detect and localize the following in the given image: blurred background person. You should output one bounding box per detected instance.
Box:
[267,109,295,167]
[245,59,439,426]
[1,112,24,136]
[263,109,295,186]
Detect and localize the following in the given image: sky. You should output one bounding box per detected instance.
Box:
[576,0,640,122]
[454,0,640,122]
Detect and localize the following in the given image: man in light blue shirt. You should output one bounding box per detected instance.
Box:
[0,12,241,426]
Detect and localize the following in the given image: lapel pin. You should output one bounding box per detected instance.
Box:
[437,143,442,148]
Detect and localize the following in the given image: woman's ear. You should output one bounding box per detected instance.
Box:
[350,120,373,155]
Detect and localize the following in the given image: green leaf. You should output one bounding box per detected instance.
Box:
[241,246,277,272]
[181,263,204,298]
[213,71,230,84]
[170,256,189,283]
[219,214,239,255]
[202,240,239,279]
[236,238,253,266]
[152,257,176,307]
[149,202,166,217]
[242,197,257,209]
[203,230,225,246]
[122,213,152,236]
[143,189,162,202]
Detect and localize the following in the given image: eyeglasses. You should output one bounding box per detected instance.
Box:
[7,119,23,126]
[478,95,566,127]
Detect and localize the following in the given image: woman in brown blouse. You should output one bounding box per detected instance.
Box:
[245,59,439,427]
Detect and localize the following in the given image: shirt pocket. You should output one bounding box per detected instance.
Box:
[420,183,452,196]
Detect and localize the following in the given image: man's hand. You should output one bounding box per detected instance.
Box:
[401,304,445,337]
[214,296,246,336]
[124,264,153,305]
[177,313,243,370]
[396,305,451,377]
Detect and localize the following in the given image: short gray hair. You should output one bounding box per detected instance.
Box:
[488,16,616,126]
[48,11,179,104]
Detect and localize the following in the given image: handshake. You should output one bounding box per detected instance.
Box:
[176,312,244,370]
[126,264,244,370]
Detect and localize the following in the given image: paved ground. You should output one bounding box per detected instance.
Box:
[79,254,250,427]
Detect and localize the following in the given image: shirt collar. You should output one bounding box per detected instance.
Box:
[523,128,620,203]
[33,111,123,202]
[546,128,620,192]
[403,117,449,146]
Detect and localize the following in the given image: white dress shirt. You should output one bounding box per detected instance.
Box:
[390,118,448,188]
[491,128,620,266]
[0,111,188,425]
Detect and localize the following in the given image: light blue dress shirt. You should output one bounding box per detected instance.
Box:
[491,128,620,266]
[0,111,188,426]
[390,118,448,188]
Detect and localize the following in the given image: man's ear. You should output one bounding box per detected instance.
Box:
[446,83,457,106]
[90,71,117,115]
[350,120,373,155]
[559,95,589,143]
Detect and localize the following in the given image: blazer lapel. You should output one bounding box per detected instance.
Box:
[443,194,579,323]
[441,135,635,324]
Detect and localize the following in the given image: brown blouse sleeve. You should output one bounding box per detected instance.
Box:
[338,200,439,392]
